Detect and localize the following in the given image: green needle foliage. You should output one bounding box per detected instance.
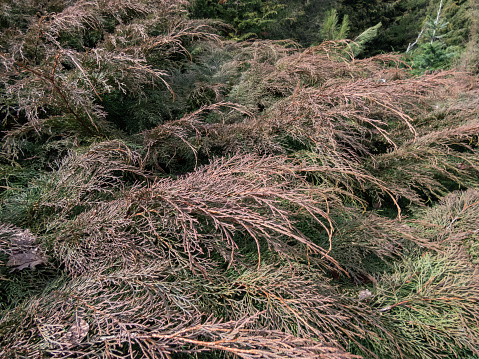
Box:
[371,248,479,358]
[320,8,381,57]
[1,0,479,358]
[320,9,350,41]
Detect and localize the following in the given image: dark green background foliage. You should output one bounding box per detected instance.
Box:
[190,0,473,58]
[0,0,478,358]
[190,0,286,39]
[190,0,337,43]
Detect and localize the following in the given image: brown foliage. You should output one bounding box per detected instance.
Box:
[1,6,479,357]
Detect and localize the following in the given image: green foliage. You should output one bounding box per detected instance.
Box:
[460,0,479,73]
[337,0,471,57]
[407,3,461,72]
[351,21,382,56]
[320,9,350,41]
[371,248,479,358]
[190,0,286,40]
[317,7,381,56]
[412,41,458,71]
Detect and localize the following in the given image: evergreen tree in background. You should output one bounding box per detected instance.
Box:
[407,0,462,72]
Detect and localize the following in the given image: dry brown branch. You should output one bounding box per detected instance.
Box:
[127,154,342,273]
[0,265,359,358]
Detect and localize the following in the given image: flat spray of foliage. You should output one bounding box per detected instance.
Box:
[1,0,479,358]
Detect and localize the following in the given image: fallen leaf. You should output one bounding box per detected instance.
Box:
[61,318,89,346]
[7,251,46,271]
